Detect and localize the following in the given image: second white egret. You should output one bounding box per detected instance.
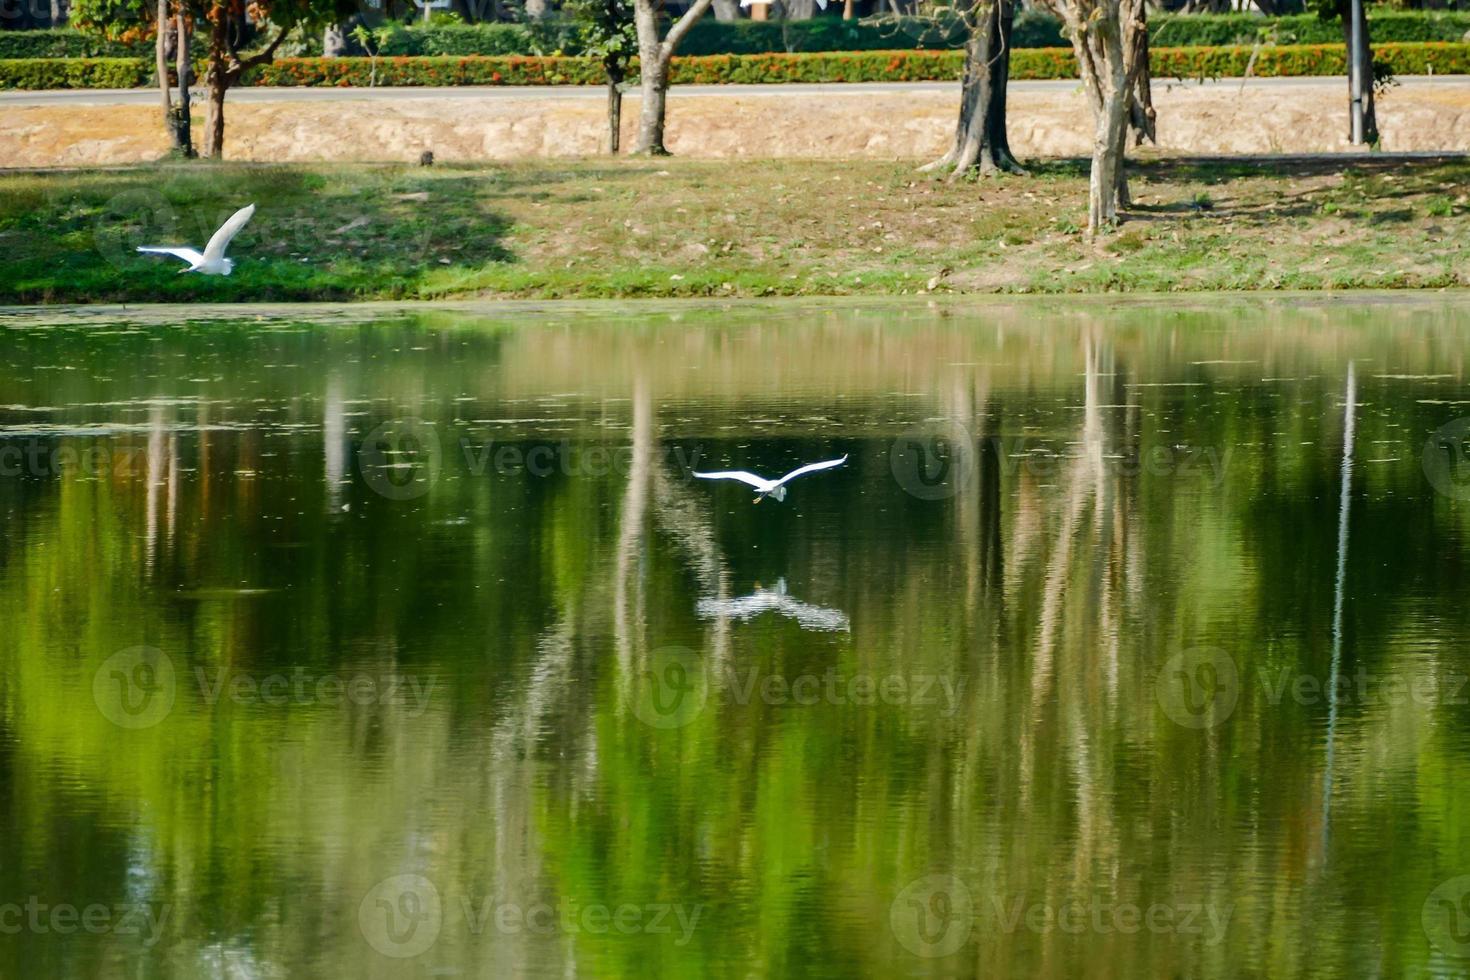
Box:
[692,454,847,503]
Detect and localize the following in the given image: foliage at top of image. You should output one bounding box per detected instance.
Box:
[2,7,1467,58]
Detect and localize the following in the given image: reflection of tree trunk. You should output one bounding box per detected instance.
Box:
[614,380,653,691]
[977,422,1003,601]
[146,404,166,572]
[324,375,346,513]
[1319,362,1357,857]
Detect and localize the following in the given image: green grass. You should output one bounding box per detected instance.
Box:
[1,157,1467,304]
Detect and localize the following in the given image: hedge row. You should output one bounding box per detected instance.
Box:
[3,43,1467,89]
[0,56,148,87]
[2,9,1468,60]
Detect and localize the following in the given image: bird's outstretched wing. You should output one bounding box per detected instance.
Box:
[692,470,770,490]
[137,246,205,267]
[202,204,256,263]
[774,455,848,488]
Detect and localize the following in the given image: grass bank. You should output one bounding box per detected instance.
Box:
[1,157,1466,304]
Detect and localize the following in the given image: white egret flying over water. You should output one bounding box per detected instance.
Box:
[137,203,256,275]
[693,454,847,503]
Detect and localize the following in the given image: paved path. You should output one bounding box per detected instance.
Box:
[2,75,1466,107]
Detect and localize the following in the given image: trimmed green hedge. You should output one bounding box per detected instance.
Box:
[3,9,1468,60]
[3,43,1467,89]
[0,56,149,87]
[0,30,140,58]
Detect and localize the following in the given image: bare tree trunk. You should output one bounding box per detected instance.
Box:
[631,0,715,155]
[607,65,624,153]
[156,0,176,147]
[204,68,227,158]
[712,0,740,20]
[921,0,1022,178]
[1049,0,1145,235]
[51,0,63,26]
[175,9,193,156]
[1342,8,1378,144]
[324,21,351,57]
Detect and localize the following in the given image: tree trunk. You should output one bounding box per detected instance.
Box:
[204,19,230,161]
[174,9,193,156]
[1342,8,1378,144]
[1058,0,1145,235]
[324,21,352,57]
[921,0,1022,178]
[634,56,670,155]
[631,0,715,155]
[712,0,740,20]
[156,0,176,147]
[606,64,624,153]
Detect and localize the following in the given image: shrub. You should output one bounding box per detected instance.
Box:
[6,9,1466,60]
[3,42,1466,89]
[0,56,149,88]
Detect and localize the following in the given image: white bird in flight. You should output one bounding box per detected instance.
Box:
[136,203,256,275]
[693,454,847,503]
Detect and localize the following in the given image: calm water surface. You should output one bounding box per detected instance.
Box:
[3,296,1470,978]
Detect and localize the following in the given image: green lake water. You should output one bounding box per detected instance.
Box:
[3,295,1470,978]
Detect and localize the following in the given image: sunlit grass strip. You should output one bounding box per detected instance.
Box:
[2,43,1468,90]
